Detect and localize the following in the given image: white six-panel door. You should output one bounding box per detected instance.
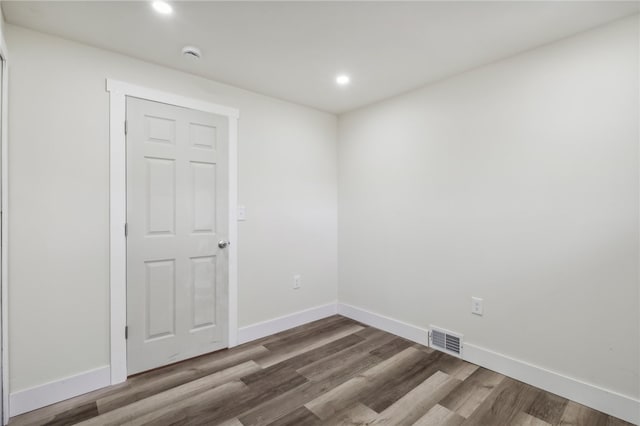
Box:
[126,97,229,375]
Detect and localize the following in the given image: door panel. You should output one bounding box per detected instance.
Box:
[126,97,229,375]
[190,122,217,150]
[146,158,176,235]
[191,162,216,233]
[191,255,216,330]
[145,259,176,340]
[146,115,176,145]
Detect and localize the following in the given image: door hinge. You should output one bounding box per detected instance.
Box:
[125,326,129,339]
[124,223,128,237]
[124,120,128,135]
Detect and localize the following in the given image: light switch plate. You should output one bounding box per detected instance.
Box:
[237,205,246,221]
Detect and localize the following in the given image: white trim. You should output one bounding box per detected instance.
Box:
[9,366,110,417]
[227,116,239,347]
[336,302,640,425]
[337,303,428,345]
[0,32,9,426]
[108,87,126,385]
[238,302,338,345]
[106,79,240,384]
[106,80,239,119]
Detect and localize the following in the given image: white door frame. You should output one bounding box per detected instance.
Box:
[106,79,239,385]
[0,41,9,426]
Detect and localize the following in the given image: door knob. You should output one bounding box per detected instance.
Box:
[218,240,230,249]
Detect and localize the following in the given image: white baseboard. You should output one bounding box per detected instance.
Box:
[9,365,111,417]
[337,302,429,345]
[237,302,338,344]
[337,302,640,425]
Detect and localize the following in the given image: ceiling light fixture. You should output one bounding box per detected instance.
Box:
[152,1,173,15]
[182,46,202,60]
[336,74,350,86]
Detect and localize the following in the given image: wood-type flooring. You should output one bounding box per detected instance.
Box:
[9,315,633,426]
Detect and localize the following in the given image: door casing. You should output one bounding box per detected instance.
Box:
[0,52,8,426]
[107,79,239,385]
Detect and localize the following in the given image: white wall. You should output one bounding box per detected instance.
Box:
[338,15,639,400]
[5,25,338,393]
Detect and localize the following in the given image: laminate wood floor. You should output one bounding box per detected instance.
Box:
[9,315,633,426]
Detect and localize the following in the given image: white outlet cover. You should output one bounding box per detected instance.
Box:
[293,274,301,289]
[471,297,483,316]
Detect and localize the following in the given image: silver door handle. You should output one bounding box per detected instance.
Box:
[218,240,230,249]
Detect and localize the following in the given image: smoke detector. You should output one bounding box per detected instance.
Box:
[182,46,202,60]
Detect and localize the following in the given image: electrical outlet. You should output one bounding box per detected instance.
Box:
[471,297,483,316]
[293,274,301,289]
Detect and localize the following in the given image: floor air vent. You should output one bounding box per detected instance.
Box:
[429,326,463,358]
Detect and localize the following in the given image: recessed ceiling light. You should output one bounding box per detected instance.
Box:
[152,1,173,15]
[336,74,350,86]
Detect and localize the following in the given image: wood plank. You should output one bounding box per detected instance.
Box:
[216,420,244,426]
[256,324,365,368]
[297,328,394,381]
[163,366,308,425]
[40,402,99,426]
[412,343,436,355]
[558,401,609,426]
[319,403,378,425]
[242,333,364,385]
[262,317,359,352]
[462,378,542,426]
[239,352,384,426]
[607,417,637,426]
[118,381,247,426]
[304,347,425,419]
[97,344,269,413]
[525,391,568,425]
[412,404,465,426]
[439,367,505,418]
[241,363,308,389]
[80,361,261,425]
[368,336,414,360]
[240,315,350,348]
[266,407,321,426]
[512,412,552,426]
[369,371,461,425]
[354,326,386,339]
[449,362,479,381]
[360,349,446,412]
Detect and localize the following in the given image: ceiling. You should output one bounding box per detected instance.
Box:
[3,1,639,114]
